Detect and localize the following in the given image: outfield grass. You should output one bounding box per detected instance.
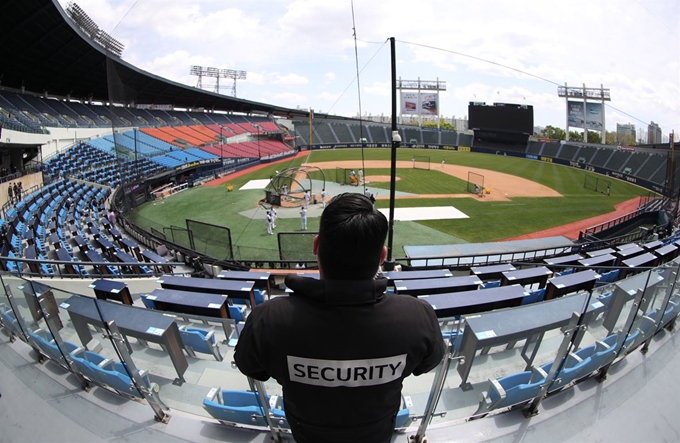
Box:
[129,148,651,260]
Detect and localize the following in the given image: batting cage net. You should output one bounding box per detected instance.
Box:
[163,226,194,250]
[335,167,348,185]
[187,219,233,260]
[335,168,359,186]
[467,171,485,194]
[584,175,611,195]
[278,231,318,261]
[413,156,430,171]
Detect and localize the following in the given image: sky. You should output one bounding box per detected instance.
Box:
[58,0,679,140]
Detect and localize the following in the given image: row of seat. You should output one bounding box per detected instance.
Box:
[473,294,680,416]
[201,388,413,431]
[0,303,166,403]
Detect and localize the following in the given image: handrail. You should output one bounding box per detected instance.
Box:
[0,255,188,279]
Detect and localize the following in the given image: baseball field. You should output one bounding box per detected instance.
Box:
[128,148,652,261]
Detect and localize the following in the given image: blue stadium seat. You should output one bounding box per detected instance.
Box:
[661,295,680,328]
[0,304,24,340]
[521,288,546,305]
[595,269,620,286]
[94,359,159,400]
[178,326,223,361]
[202,388,287,428]
[26,329,79,367]
[474,366,547,416]
[69,348,109,383]
[139,293,156,310]
[483,280,501,289]
[228,305,247,322]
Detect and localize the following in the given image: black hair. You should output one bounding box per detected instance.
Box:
[317,193,387,280]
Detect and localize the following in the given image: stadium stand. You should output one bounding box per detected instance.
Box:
[368,124,389,142]
[604,150,631,172]
[527,141,544,155]
[422,130,439,144]
[440,130,457,146]
[312,122,337,143]
[1,2,679,441]
[541,142,560,158]
[327,121,352,142]
[556,143,579,162]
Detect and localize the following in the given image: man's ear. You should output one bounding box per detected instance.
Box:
[313,235,320,255]
[379,246,387,264]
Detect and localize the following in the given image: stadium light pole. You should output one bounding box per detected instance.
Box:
[384,36,399,271]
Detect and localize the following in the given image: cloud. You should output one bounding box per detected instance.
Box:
[56,0,679,134]
[318,91,341,101]
[364,81,390,97]
[272,73,309,87]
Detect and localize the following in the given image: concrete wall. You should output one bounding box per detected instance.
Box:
[2,126,122,159]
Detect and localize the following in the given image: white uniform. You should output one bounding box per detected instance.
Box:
[266,213,273,235]
[358,170,363,183]
[303,191,310,208]
[271,207,277,229]
[412,157,416,168]
[321,190,327,207]
[300,207,308,230]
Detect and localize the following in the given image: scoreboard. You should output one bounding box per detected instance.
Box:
[468,102,534,135]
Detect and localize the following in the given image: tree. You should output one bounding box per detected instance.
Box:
[423,120,456,130]
[540,125,566,140]
[618,133,636,146]
[605,131,617,145]
[568,131,583,142]
[586,131,602,144]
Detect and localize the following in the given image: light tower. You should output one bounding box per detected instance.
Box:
[190,66,247,97]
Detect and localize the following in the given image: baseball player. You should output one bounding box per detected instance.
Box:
[266,211,273,235]
[300,206,308,230]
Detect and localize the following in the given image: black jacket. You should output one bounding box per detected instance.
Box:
[234,274,446,443]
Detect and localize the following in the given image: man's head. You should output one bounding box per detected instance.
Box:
[313,193,388,280]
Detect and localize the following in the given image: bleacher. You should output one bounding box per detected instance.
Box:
[556,143,579,162]
[575,145,597,164]
[422,130,439,144]
[402,127,421,143]
[589,147,613,167]
[324,122,348,142]
[541,142,560,158]
[527,141,544,155]
[458,133,473,146]
[368,124,388,142]
[603,150,630,172]
[440,130,457,145]
[636,153,666,181]
[312,122,337,144]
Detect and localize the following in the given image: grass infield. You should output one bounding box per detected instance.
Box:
[129,149,651,260]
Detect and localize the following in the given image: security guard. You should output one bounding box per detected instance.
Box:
[235,193,445,443]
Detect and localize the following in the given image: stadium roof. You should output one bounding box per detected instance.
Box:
[0,0,309,117]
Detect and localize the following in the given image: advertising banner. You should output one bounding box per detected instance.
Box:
[568,101,603,130]
[420,93,438,115]
[400,92,439,116]
[401,92,419,115]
